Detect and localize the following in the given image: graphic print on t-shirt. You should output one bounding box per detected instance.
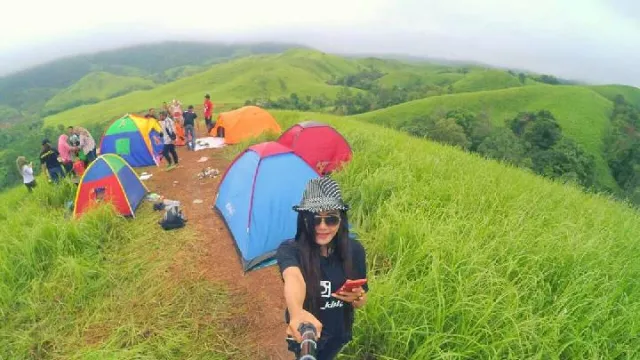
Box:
[321,281,331,298]
[320,280,344,310]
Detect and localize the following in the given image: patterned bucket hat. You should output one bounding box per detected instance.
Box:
[293,176,349,213]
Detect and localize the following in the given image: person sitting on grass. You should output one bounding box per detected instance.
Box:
[276,176,369,360]
[16,156,37,193]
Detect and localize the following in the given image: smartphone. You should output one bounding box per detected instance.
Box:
[336,278,367,294]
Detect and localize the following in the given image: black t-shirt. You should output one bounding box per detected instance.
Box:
[40,147,61,169]
[182,111,197,127]
[276,237,368,345]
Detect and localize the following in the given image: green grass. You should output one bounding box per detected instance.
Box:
[589,84,640,108]
[353,85,619,191]
[0,177,247,359]
[43,72,156,114]
[43,50,368,128]
[451,69,523,93]
[376,70,465,89]
[253,110,639,359]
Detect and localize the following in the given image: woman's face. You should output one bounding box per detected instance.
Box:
[313,210,341,246]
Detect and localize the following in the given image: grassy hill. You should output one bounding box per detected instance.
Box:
[4,108,639,358]
[0,181,249,358]
[238,110,640,358]
[43,49,369,127]
[42,49,558,129]
[353,85,619,191]
[43,72,156,115]
[451,69,524,92]
[590,84,640,108]
[0,42,303,118]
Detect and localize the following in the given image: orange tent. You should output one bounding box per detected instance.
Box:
[210,106,282,144]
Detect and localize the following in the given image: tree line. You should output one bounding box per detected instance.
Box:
[604,95,640,204]
[399,109,597,189]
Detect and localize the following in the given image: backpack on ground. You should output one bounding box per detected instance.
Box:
[159,205,187,230]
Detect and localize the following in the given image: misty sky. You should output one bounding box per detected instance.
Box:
[2,0,639,86]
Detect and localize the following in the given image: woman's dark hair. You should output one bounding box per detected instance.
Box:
[294,210,354,323]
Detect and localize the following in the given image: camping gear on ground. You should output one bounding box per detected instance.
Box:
[194,137,225,151]
[209,106,281,144]
[277,121,353,175]
[159,204,187,230]
[99,114,164,167]
[73,154,148,218]
[214,141,320,272]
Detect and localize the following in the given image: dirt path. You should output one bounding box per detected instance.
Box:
[143,128,290,360]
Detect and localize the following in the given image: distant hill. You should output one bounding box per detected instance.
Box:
[43,72,156,116]
[43,49,369,127]
[0,41,304,119]
[39,49,629,196]
[4,44,640,203]
[589,85,640,108]
[353,85,618,191]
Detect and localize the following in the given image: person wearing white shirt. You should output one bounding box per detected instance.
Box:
[16,156,37,193]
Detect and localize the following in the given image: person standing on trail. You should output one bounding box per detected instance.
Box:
[203,94,214,133]
[182,105,198,151]
[276,176,369,360]
[159,111,179,169]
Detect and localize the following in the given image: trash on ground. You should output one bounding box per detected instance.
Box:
[193,199,203,204]
[146,193,162,202]
[139,173,153,180]
[197,167,220,179]
[163,199,181,207]
[197,156,209,163]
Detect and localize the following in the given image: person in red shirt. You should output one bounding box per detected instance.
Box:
[203,94,215,133]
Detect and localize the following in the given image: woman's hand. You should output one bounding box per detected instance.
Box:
[332,286,366,306]
[287,309,323,342]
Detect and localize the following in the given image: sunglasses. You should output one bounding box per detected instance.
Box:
[314,214,341,227]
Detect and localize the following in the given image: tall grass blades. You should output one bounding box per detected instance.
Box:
[0,178,243,359]
[269,111,640,359]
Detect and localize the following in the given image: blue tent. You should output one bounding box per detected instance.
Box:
[214,141,320,271]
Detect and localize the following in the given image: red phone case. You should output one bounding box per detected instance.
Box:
[337,279,367,293]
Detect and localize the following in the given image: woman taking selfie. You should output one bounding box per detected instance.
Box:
[276,176,369,360]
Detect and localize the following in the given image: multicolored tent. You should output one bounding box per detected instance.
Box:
[99,114,164,167]
[73,154,148,218]
[209,106,282,144]
[214,141,319,271]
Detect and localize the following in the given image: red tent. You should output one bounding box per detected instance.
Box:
[277,121,352,175]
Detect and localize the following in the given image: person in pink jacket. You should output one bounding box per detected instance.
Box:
[57,134,73,175]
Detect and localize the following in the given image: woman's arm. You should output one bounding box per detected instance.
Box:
[282,266,323,342]
[283,267,307,318]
